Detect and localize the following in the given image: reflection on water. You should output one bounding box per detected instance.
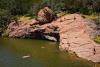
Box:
[0,37,98,67]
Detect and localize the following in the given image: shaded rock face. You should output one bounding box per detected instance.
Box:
[37,7,56,24]
[6,11,100,62]
[39,24,60,41]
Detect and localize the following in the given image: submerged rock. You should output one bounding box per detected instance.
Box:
[44,35,57,41]
[22,55,30,59]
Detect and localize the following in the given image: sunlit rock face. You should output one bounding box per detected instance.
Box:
[5,7,100,62]
[54,14,100,63]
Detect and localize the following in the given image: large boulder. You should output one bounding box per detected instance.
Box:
[37,7,56,24]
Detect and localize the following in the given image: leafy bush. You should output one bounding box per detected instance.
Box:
[94,36,100,44]
[0,8,11,28]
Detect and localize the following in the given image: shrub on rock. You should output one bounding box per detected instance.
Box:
[94,36,100,44]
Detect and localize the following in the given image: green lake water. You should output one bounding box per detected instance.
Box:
[0,37,98,67]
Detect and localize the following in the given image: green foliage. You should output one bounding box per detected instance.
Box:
[0,0,40,29]
[53,2,66,14]
[0,0,100,16]
[0,8,11,28]
[94,36,100,44]
[27,2,41,17]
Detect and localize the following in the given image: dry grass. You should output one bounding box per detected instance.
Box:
[19,16,31,23]
[83,15,99,20]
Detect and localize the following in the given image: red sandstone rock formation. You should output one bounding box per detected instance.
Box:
[6,19,59,41]
[5,7,100,62]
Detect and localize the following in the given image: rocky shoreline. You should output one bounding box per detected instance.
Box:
[4,7,100,62]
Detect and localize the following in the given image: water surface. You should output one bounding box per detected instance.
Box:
[0,37,97,67]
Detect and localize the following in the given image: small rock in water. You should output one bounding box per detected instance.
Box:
[22,55,30,59]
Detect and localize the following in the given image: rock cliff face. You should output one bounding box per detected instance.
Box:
[5,7,100,62]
